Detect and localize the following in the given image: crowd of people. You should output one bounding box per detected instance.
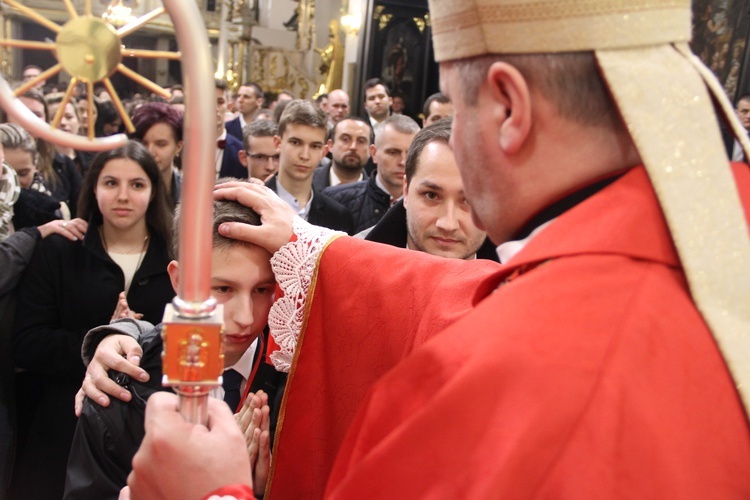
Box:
[1,46,489,500]
[2,0,750,498]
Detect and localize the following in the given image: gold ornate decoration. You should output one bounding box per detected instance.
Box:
[251,46,315,98]
[296,0,315,51]
[0,0,178,139]
[413,16,426,34]
[315,19,343,93]
[0,16,11,79]
[379,15,392,31]
[102,0,138,27]
[373,5,392,31]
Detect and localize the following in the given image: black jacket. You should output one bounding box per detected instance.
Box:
[266,176,354,234]
[364,199,499,262]
[220,133,248,180]
[312,160,369,193]
[10,227,174,500]
[0,229,40,499]
[64,325,284,500]
[323,174,391,234]
[225,116,243,142]
[312,159,333,192]
[51,153,82,218]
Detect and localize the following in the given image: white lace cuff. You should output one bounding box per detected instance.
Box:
[268,216,345,372]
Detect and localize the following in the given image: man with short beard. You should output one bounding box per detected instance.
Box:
[324,114,418,233]
[313,117,371,192]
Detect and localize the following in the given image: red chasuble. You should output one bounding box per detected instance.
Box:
[266,235,501,498]
[266,165,750,499]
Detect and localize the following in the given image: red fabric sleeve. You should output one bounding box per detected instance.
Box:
[202,483,255,499]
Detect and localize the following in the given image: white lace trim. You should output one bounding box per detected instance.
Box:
[268,216,344,372]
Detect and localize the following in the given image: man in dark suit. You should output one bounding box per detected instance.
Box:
[312,117,372,192]
[226,82,264,142]
[265,100,353,234]
[216,80,248,179]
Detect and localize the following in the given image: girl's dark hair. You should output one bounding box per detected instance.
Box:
[95,101,122,137]
[78,140,173,253]
[130,102,184,143]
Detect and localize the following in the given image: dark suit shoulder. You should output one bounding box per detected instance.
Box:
[312,164,332,192]
[309,191,354,234]
[220,134,247,179]
[322,180,368,205]
[225,117,243,141]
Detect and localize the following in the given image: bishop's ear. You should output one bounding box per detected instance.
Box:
[486,61,532,155]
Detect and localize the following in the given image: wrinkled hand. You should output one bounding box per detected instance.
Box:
[111,292,143,321]
[127,392,252,500]
[37,217,87,240]
[235,390,271,496]
[75,334,148,416]
[213,180,296,255]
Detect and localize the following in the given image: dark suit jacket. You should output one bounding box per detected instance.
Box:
[312,159,333,192]
[225,116,243,142]
[220,134,247,179]
[312,160,368,193]
[266,176,354,234]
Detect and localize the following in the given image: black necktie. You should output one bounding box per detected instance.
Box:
[223,368,243,412]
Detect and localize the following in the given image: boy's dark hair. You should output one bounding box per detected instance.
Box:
[277,99,327,138]
[172,178,261,257]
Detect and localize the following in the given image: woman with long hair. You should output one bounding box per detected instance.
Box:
[129,102,184,208]
[10,141,175,500]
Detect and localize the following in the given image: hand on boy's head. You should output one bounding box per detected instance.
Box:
[214,181,295,254]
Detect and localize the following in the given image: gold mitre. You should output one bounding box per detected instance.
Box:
[428,0,750,420]
[428,0,690,61]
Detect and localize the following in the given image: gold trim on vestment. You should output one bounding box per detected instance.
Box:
[597,44,750,415]
[429,0,689,60]
[265,233,345,499]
